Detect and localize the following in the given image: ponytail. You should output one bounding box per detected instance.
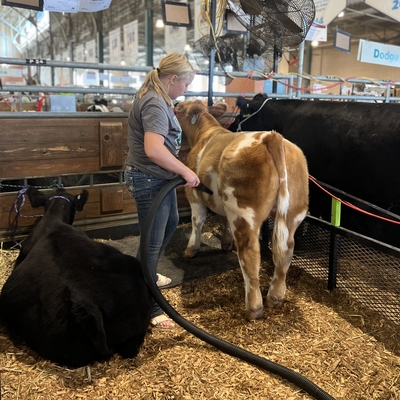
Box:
[136,53,195,107]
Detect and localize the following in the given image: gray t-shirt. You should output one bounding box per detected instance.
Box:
[126,89,182,179]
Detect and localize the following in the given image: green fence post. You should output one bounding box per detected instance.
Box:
[328,198,341,290]
[331,198,341,227]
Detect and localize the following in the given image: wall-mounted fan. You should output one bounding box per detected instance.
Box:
[193,31,280,75]
[192,0,313,75]
[228,0,315,49]
[194,34,244,71]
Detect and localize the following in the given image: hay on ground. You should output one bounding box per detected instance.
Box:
[1,239,399,400]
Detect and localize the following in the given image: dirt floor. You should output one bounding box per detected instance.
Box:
[1,219,399,400]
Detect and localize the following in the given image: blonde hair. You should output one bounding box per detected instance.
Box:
[136,53,195,107]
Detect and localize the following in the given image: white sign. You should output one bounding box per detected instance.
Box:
[41,67,52,86]
[44,0,111,12]
[306,22,327,42]
[85,39,99,86]
[0,68,22,77]
[365,0,400,23]
[165,25,187,55]
[123,20,139,66]
[109,27,121,65]
[84,70,99,86]
[44,0,80,12]
[75,44,84,62]
[61,50,70,86]
[79,0,112,12]
[358,39,400,68]
[314,0,346,26]
[86,39,96,63]
[74,44,85,86]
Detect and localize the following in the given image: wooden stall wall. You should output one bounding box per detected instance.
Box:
[0,116,190,242]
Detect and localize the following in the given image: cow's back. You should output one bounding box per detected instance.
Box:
[187,130,308,220]
[218,131,281,216]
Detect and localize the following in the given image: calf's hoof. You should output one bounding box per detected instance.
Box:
[183,248,199,259]
[266,295,284,308]
[245,307,263,321]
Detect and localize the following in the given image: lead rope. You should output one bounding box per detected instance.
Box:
[237,97,270,132]
[12,188,74,247]
[12,187,44,247]
[0,179,63,191]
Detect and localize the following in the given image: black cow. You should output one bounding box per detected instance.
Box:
[86,98,109,112]
[229,94,400,247]
[0,187,153,368]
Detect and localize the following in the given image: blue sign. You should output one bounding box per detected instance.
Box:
[358,39,400,68]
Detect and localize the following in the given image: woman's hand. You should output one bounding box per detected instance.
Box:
[181,168,200,188]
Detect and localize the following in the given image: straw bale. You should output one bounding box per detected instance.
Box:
[1,237,399,400]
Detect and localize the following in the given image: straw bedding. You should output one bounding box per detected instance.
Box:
[1,231,399,400]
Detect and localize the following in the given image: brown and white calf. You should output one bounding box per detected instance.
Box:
[175,100,309,320]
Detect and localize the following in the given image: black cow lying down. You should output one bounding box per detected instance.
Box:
[0,187,153,368]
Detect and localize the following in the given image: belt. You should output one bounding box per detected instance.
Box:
[126,165,140,172]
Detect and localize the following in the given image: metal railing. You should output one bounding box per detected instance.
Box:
[1,57,400,104]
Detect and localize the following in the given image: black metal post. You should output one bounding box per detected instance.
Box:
[207,0,217,106]
[49,13,55,86]
[272,45,279,93]
[145,0,154,67]
[328,229,339,290]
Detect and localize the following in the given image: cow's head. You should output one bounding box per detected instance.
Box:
[228,93,269,132]
[236,93,269,116]
[174,100,211,129]
[175,100,223,146]
[27,187,89,224]
[86,99,109,112]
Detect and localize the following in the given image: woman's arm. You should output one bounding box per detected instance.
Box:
[144,132,200,188]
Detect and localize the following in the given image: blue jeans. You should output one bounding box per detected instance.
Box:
[125,166,179,318]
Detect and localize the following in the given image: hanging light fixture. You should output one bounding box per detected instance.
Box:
[156,19,164,28]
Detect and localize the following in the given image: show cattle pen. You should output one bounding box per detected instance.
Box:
[0,98,399,399]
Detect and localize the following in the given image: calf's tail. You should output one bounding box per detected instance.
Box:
[263,131,290,258]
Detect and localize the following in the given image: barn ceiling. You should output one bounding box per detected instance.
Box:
[327,0,400,46]
[1,0,400,64]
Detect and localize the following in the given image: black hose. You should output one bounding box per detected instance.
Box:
[140,177,336,400]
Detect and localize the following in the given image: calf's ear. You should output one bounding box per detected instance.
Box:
[26,187,48,208]
[208,104,227,118]
[75,189,89,212]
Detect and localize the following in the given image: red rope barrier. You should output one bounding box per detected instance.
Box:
[308,175,400,225]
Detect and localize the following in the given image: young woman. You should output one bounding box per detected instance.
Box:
[125,53,200,328]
